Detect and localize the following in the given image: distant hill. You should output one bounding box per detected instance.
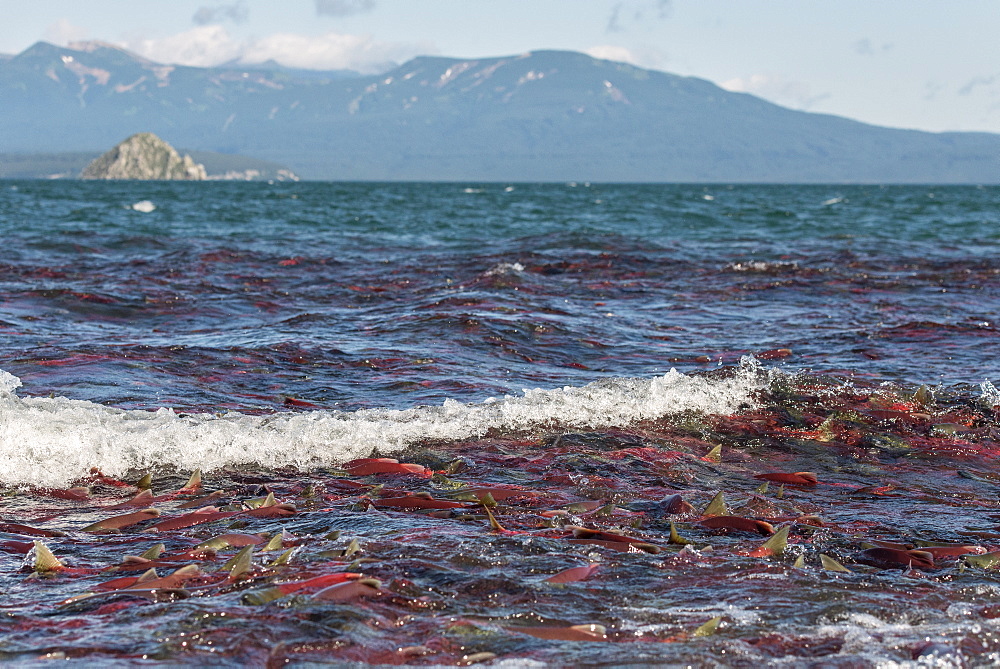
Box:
[1,40,998,182]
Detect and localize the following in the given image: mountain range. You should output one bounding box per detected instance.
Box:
[1,40,998,182]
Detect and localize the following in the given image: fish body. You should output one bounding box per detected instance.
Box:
[699,516,775,535]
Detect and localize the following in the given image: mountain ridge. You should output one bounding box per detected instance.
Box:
[1,41,997,182]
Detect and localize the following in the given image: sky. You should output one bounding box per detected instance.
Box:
[2,0,999,134]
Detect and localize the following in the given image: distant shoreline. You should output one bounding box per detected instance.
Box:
[0,150,297,181]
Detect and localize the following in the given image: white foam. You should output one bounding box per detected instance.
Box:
[0,360,767,488]
[484,262,525,276]
[981,379,1000,407]
[0,369,22,393]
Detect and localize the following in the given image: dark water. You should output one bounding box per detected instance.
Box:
[2,181,999,412]
[3,180,1000,666]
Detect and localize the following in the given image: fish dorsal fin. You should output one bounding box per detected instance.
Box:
[693,616,722,637]
[194,535,231,551]
[819,553,852,572]
[171,564,202,579]
[343,538,361,558]
[269,547,295,567]
[703,491,728,517]
[181,469,202,492]
[32,541,64,573]
[668,521,690,545]
[226,546,254,581]
[484,505,507,532]
[140,543,166,560]
[757,525,790,556]
[263,532,283,551]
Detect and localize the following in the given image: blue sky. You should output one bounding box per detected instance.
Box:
[3,0,999,134]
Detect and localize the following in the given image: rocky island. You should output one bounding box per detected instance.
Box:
[81,132,206,180]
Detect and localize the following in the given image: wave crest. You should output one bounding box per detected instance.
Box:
[0,360,767,488]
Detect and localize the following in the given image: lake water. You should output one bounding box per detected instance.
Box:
[1,181,999,665]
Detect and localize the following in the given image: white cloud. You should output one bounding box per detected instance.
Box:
[44,19,89,45]
[122,26,433,74]
[719,73,830,110]
[127,25,242,68]
[585,45,669,71]
[242,31,427,72]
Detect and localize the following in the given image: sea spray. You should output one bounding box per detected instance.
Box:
[0,360,767,488]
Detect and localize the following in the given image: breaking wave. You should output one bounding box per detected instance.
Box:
[0,361,767,489]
